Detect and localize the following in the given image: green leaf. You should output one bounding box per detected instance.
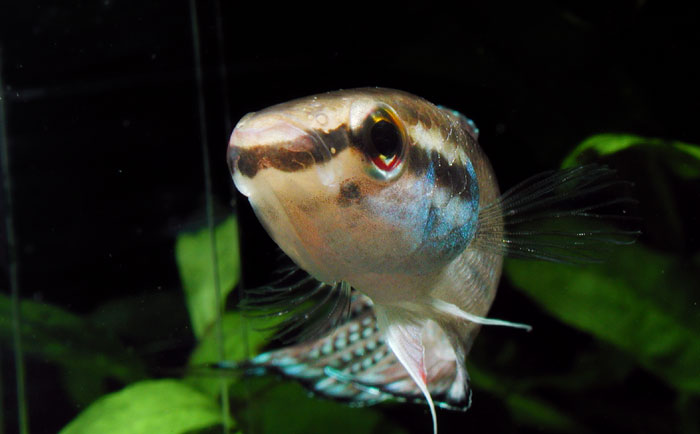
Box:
[175,216,241,338]
[0,294,145,384]
[189,312,275,366]
[562,133,700,178]
[229,377,407,434]
[505,245,700,393]
[60,379,224,434]
[185,312,277,396]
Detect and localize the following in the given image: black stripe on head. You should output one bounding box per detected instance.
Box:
[320,125,351,155]
[407,144,474,202]
[230,125,350,178]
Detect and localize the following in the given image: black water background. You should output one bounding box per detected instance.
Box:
[1,1,699,433]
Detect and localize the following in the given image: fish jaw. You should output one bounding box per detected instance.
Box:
[227,112,346,283]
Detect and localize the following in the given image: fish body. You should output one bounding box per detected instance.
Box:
[227,88,634,433]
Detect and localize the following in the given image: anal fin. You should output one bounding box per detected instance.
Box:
[375,305,439,434]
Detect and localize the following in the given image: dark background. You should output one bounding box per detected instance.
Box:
[1,1,699,433]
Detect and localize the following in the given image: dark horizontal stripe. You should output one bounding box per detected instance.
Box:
[229,125,349,178]
[229,119,477,204]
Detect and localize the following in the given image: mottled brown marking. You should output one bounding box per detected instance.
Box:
[337,180,362,207]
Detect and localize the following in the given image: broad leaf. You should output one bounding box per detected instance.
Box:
[189,312,276,366]
[175,216,241,338]
[229,377,406,434]
[60,379,224,434]
[505,245,700,393]
[186,312,277,396]
[562,133,700,178]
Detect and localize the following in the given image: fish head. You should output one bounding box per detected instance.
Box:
[228,88,482,285]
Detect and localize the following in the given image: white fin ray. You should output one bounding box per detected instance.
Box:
[430,298,532,331]
[375,305,439,434]
[372,297,533,434]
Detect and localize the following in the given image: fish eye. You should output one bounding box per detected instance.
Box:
[361,109,405,175]
[371,120,401,160]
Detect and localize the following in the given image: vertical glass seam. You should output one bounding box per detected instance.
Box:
[187,4,231,432]
[0,47,30,434]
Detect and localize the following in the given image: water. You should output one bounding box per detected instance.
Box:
[1,1,699,433]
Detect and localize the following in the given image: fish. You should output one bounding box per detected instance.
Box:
[226,88,636,433]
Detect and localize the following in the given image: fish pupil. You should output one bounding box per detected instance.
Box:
[370,120,401,158]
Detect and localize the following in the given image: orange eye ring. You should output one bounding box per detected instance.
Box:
[362,108,405,177]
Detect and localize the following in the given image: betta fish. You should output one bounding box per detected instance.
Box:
[226,88,635,433]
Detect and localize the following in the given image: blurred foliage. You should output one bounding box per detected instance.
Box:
[467,364,591,434]
[0,294,147,407]
[59,380,225,434]
[227,377,407,434]
[175,216,241,338]
[3,134,699,433]
[185,311,275,396]
[562,134,700,178]
[502,133,700,433]
[506,245,700,393]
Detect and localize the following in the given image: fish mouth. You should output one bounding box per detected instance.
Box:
[227,112,336,196]
[227,112,340,283]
